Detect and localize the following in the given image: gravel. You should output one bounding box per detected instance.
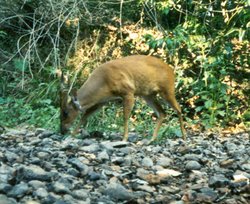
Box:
[0,128,249,203]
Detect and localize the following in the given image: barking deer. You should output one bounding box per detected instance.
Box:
[60,55,186,141]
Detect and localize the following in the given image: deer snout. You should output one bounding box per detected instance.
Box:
[60,124,70,135]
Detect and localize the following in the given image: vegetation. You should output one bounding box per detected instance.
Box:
[0,0,249,137]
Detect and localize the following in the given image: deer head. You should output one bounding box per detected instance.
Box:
[60,73,81,134]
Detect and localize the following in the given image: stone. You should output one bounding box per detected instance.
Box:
[119,147,136,155]
[98,150,110,161]
[136,184,155,193]
[157,157,173,167]
[67,158,89,175]
[28,180,46,189]
[0,194,17,204]
[103,182,135,201]
[0,164,15,183]
[80,144,100,153]
[88,171,101,181]
[197,187,218,202]
[101,141,129,148]
[156,169,182,178]
[209,174,230,188]
[184,154,201,161]
[4,151,19,163]
[36,151,50,159]
[225,142,237,152]
[52,181,70,194]
[141,157,154,168]
[66,168,80,177]
[33,188,48,199]
[17,165,56,181]
[136,168,150,180]
[71,189,89,200]
[185,161,201,170]
[242,163,250,171]
[7,183,29,198]
[0,183,12,194]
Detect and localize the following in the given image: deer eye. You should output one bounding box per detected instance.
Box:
[62,110,68,118]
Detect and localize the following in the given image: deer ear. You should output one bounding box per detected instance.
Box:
[67,95,72,104]
[71,88,78,101]
[60,89,70,107]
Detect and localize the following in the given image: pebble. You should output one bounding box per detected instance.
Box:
[157,157,173,167]
[141,157,154,167]
[185,160,202,170]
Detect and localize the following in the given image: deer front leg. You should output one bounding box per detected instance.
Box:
[72,103,105,135]
[122,95,135,141]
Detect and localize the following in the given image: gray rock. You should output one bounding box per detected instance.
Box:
[42,192,61,203]
[135,184,155,193]
[36,151,50,159]
[6,129,27,136]
[111,156,124,165]
[30,139,41,146]
[80,143,100,153]
[184,153,202,161]
[7,183,29,198]
[0,165,15,183]
[197,187,218,202]
[103,182,135,201]
[157,157,173,167]
[78,129,91,138]
[33,188,48,198]
[225,142,237,152]
[67,158,89,175]
[141,157,154,168]
[123,155,133,166]
[28,180,46,189]
[136,168,150,180]
[17,165,56,181]
[71,189,89,200]
[185,160,201,170]
[52,181,70,194]
[98,150,110,161]
[0,194,17,204]
[66,168,80,177]
[4,151,19,163]
[88,171,101,181]
[38,130,54,138]
[209,174,230,188]
[128,133,139,142]
[101,141,129,148]
[242,163,250,171]
[119,147,136,155]
[0,184,12,194]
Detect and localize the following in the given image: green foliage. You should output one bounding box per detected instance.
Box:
[143,0,249,130]
[0,97,58,130]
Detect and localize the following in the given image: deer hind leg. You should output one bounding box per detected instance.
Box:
[160,92,186,140]
[123,94,135,141]
[143,95,166,142]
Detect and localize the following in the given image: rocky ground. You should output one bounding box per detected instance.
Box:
[0,128,249,204]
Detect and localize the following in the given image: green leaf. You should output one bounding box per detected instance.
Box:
[163,8,170,15]
[205,100,213,109]
[217,111,226,116]
[14,59,28,72]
